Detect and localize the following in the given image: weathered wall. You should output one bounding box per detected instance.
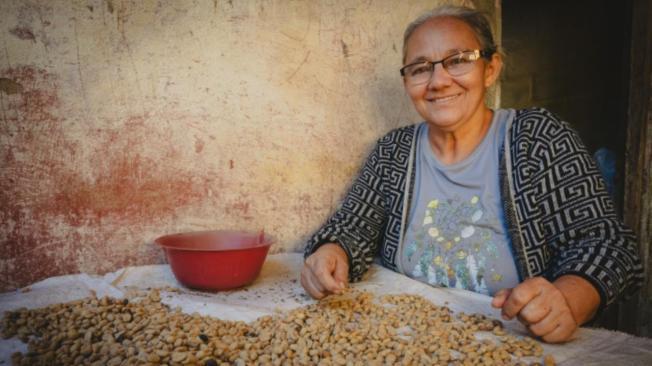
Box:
[0,0,496,291]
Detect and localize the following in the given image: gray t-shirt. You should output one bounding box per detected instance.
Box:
[401,109,520,296]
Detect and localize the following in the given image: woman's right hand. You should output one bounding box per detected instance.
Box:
[301,243,349,299]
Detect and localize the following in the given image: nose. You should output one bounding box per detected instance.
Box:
[426,63,453,89]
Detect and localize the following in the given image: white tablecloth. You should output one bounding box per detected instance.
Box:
[1,253,651,365]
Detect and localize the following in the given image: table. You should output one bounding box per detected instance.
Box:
[1,253,651,365]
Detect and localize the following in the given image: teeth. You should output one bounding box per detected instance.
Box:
[432,95,458,103]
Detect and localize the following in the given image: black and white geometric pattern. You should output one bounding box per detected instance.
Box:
[304,125,415,280]
[305,108,643,312]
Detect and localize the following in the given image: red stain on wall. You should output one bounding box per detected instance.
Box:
[0,66,218,291]
[194,136,205,153]
[226,197,253,221]
[51,155,207,224]
[0,65,73,290]
[1,66,60,125]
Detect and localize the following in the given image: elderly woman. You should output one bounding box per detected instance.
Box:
[301,5,643,343]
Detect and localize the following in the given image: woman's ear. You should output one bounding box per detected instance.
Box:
[484,53,503,88]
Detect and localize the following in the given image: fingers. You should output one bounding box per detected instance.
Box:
[528,306,564,336]
[539,313,577,343]
[300,265,325,299]
[526,294,577,343]
[300,243,349,299]
[518,291,553,324]
[527,303,577,343]
[500,278,542,320]
[308,256,343,293]
[332,256,349,289]
[493,277,578,343]
[491,288,512,308]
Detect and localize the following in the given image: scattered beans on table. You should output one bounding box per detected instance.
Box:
[1,288,555,365]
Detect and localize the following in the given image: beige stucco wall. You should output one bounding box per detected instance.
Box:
[0,0,492,290]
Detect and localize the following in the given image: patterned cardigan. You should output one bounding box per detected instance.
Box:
[305,107,643,313]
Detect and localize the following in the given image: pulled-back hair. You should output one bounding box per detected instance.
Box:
[402,5,498,63]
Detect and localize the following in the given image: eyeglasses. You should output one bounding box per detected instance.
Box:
[400,49,494,85]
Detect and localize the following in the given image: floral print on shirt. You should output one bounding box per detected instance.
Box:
[405,195,503,295]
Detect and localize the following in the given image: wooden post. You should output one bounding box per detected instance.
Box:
[621,0,652,338]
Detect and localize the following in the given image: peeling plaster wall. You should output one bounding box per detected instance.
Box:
[0,0,490,291]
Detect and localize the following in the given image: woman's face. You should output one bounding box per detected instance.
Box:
[403,17,501,131]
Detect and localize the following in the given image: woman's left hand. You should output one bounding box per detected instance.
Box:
[491,275,600,343]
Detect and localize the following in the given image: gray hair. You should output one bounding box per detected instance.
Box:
[402,5,498,63]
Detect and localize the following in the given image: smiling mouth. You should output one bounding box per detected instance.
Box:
[429,94,460,103]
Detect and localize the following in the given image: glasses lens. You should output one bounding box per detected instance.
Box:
[404,62,433,85]
[443,52,477,76]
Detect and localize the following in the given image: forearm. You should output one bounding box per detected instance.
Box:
[553,274,600,326]
[305,145,389,278]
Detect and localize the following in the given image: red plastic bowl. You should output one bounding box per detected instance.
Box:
[154,230,273,291]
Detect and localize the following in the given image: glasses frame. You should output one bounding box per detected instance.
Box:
[400,48,495,80]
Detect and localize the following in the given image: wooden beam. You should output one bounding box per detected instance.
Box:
[621,0,652,338]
